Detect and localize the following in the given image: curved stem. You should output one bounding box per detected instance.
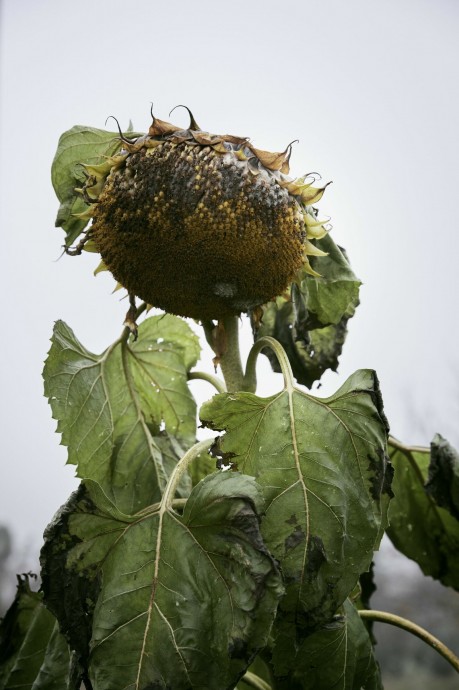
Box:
[240,671,272,690]
[359,610,459,673]
[188,371,226,394]
[161,438,214,512]
[244,336,295,393]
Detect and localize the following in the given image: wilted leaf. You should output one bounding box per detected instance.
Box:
[40,482,134,678]
[42,471,282,689]
[89,470,283,689]
[200,368,392,636]
[425,433,459,521]
[387,437,459,589]
[253,236,360,387]
[31,622,72,690]
[43,315,199,513]
[0,576,70,690]
[52,125,142,245]
[299,234,361,329]
[272,600,382,689]
[254,292,350,388]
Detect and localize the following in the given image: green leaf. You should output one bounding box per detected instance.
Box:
[272,600,382,689]
[200,369,392,633]
[0,576,70,690]
[51,125,142,246]
[253,236,360,387]
[301,234,361,329]
[43,315,199,513]
[188,445,218,486]
[236,656,273,690]
[40,482,133,679]
[254,293,350,389]
[43,471,283,689]
[387,438,459,589]
[31,622,72,690]
[425,433,459,521]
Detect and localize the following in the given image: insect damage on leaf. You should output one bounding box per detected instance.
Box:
[209,436,238,470]
[63,106,331,320]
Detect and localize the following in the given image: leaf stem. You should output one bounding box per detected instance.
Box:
[359,610,459,673]
[240,671,272,690]
[388,436,429,455]
[188,370,226,394]
[161,438,214,512]
[244,336,295,393]
[134,498,187,518]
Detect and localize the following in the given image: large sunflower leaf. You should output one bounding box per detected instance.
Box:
[0,576,70,690]
[43,315,199,514]
[272,600,382,689]
[43,471,283,689]
[387,437,459,589]
[253,236,360,387]
[52,125,143,246]
[200,368,392,634]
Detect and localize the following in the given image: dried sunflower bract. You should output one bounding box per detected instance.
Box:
[74,108,331,320]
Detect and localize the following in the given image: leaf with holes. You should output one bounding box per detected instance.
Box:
[43,315,199,514]
[200,367,392,637]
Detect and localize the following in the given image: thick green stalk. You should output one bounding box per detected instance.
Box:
[219,315,245,391]
[203,315,246,392]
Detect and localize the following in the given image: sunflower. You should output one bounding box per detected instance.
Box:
[71,107,330,321]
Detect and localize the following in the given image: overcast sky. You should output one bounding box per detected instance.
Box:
[1,0,459,560]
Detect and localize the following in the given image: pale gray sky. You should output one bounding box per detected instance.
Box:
[1,0,459,557]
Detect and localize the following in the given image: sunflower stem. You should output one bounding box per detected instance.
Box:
[203,316,246,393]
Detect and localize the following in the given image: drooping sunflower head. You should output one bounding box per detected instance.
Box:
[76,107,331,320]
